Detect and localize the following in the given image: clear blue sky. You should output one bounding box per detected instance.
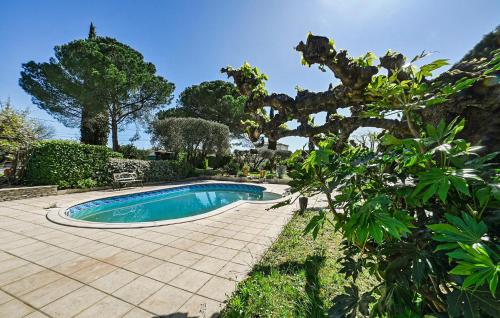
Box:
[1,0,498,151]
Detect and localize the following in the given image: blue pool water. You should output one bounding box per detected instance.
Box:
[67,183,282,223]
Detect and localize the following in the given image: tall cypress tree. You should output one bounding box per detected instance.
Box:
[80,23,109,145]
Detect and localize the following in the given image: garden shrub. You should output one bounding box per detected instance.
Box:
[207,154,232,169]
[25,140,121,188]
[117,144,150,160]
[108,158,191,182]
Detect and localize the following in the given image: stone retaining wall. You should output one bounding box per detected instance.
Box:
[0,185,58,202]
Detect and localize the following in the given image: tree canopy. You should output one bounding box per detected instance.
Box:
[222,28,499,152]
[157,80,247,137]
[151,117,230,164]
[19,24,175,150]
[0,100,53,162]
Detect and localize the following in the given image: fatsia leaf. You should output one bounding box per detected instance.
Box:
[328,284,375,318]
[427,212,488,249]
[447,243,499,296]
[446,287,500,318]
[303,209,327,239]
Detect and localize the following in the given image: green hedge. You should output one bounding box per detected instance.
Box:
[108,158,192,182]
[25,140,122,188]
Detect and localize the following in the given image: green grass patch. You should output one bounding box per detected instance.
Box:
[221,210,377,318]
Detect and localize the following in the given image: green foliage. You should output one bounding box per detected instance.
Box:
[0,100,53,162]
[19,24,175,150]
[286,117,500,317]
[157,80,248,137]
[207,154,232,169]
[25,140,121,188]
[108,158,191,182]
[364,57,475,129]
[151,117,230,165]
[354,52,377,67]
[222,160,239,175]
[117,144,150,160]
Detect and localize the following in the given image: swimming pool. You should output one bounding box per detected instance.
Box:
[64,183,282,225]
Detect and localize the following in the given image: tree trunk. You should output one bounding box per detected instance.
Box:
[308,137,315,151]
[268,139,277,150]
[111,116,119,151]
[80,105,109,145]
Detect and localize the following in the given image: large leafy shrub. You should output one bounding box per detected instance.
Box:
[286,119,500,317]
[279,51,500,316]
[150,117,230,165]
[108,158,192,182]
[117,144,150,160]
[25,140,121,188]
[0,100,53,162]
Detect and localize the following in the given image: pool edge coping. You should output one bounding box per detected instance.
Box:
[46,180,290,229]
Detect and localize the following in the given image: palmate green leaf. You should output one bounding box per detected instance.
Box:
[328,284,375,318]
[427,212,488,250]
[425,96,448,107]
[475,187,492,208]
[302,148,332,172]
[447,287,500,318]
[345,196,412,245]
[303,209,327,239]
[420,59,449,75]
[447,243,499,296]
[413,168,474,203]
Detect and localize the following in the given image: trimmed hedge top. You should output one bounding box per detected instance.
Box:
[25,140,122,188]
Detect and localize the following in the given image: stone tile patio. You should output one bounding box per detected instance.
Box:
[0,181,293,317]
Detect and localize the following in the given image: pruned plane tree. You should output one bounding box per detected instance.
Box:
[222,27,499,152]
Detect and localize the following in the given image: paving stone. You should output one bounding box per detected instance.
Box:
[24,311,50,318]
[169,237,197,250]
[191,256,227,274]
[221,238,247,250]
[90,268,139,293]
[101,250,142,267]
[144,262,186,283]
[139,284,192,315]
[0,299,34,318]
[2,269,62,296]
[217,262,251,281]
[21,277,83,308]
[0,263,44,286]
[231,251,256,266]
[0,290,13,305]
[197,276,237,302]
[128,241,162,254]
[187,241,217,255]
[35,250,80,268]
[170,251,204,267]
[123,256,164,274]
[177,294,223,318]
[169,268,212,292]
[70,260,117,283]
[51,256,96,275]
[74,296,133,318]
[210,246,239,261]
[122,307,154,318]
[0,257,29,274]
[41,286,106,318]
[112,276,164,305]
[148,245,182,260]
